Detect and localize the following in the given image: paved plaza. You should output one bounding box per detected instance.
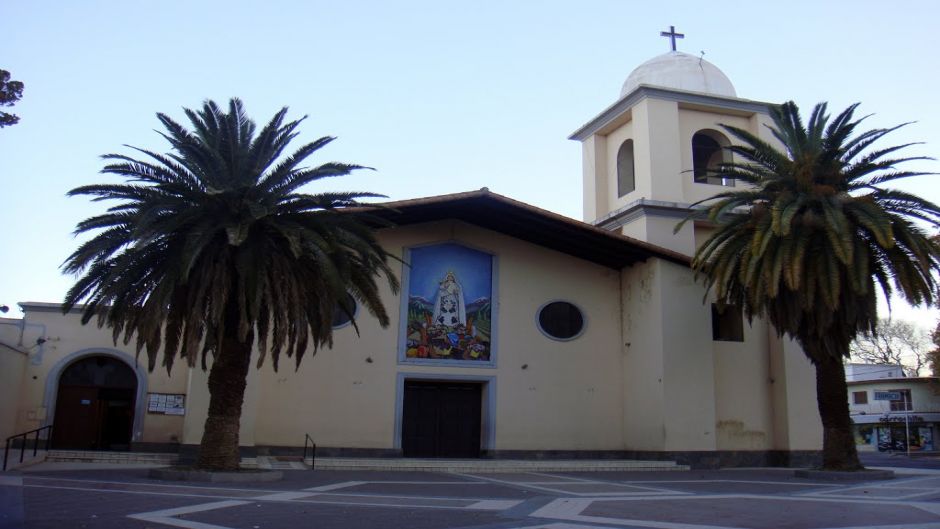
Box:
[3,460,940,529]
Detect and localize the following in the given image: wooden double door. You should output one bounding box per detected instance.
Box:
[401,381,482,458]
[51,356,136,451]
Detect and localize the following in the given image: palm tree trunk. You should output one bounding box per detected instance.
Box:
[814,354,863,470]
[195,296,254,471]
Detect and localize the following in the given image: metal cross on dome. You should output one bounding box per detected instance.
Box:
[660,25,685,51]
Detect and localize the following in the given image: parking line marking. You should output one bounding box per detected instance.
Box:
[128,500,250,529]
[530,498,736,529]
[466,499,525,510]
[304,480,367,492]
[252,491,318,500]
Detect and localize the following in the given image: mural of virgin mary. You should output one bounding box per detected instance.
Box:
[432,271,466,328]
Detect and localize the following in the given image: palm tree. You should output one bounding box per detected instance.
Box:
[62,99,399,470]
[685,101,940,470]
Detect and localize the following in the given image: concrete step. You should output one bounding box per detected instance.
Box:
[45,450,178,464]
[43,451,689,473]
[253,456,308,470]
[300,457,689,472]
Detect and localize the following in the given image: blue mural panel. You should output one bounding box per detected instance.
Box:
[402,243,493,364]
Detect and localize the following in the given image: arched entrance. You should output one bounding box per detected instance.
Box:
[51,356,137,450]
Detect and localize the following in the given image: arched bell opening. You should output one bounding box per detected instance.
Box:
[692,129,733,186]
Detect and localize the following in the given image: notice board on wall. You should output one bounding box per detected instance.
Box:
[147,393,185,415]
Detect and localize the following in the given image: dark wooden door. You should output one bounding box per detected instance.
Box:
[51,356,137,450]
[51,386,100,449]
[52,385,136,450]
[402,381,482,458]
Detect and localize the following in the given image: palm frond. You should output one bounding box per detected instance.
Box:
[686,99,939,364]
[63,98,398,377]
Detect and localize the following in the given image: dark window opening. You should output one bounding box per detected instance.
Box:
[538,301,585,340]
[692,131,733,186]
[617,140,635,197]
[889,389,912,411]
[59,356,137,389]
[711,303,744,342]
[852,391,868,405]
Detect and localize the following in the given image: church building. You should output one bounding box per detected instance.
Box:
[0,36,822,468]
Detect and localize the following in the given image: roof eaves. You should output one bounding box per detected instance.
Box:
[360,189,691,268]
[569,85,773,141]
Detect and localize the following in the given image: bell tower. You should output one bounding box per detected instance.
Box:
[569,30,777,256]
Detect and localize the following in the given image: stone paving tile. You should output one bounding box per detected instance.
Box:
[552,469,809,482]
[583,497,940,529]
[642,481,835,495]
[895,476,940,488]
[302,493,476,507]
[820,486,931,499]
[23,476,265,499]
[337,482,535,499]
[184,500,506,529]
[9,465,940,529]
[529,482,663,494]
[476,472,577,483]
[18,486,203,529]
[0,484,25,529]
[23,468,483,491]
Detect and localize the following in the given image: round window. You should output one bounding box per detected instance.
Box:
[537,301,585,340]
[332,293,357,329]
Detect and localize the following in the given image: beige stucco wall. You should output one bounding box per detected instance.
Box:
[621,260,666,450]
[0,341,27,442]
[247,220,627,451]
[621,258,728,452]
[1,223,819,457]
[9,308,188,445]
[658,260,717,451]
[582,135,607,223]
[768,335,822,450]
[712,319,775,451]
[603,119,642,207]
[636,215,696,256]
[621,257,820,454]
[600,97,684,217]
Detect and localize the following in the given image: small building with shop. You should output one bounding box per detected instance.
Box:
[847,364,940,452]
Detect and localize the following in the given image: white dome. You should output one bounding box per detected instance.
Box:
[621,51,736,98]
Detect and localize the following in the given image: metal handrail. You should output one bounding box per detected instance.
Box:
[3,425,53,471]
[303,434,316,471]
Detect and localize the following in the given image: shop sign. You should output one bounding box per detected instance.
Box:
[874,391,902,401]
[879,414,923,423]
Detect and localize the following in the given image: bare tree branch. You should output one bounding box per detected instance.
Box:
[850,318,930,376]
[929,320,940,377]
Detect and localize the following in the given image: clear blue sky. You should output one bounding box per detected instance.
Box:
[2,0,939,324]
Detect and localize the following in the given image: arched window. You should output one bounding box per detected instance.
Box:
[616,140,635,197]
[59,356,137,389]
[692,130,733,186]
